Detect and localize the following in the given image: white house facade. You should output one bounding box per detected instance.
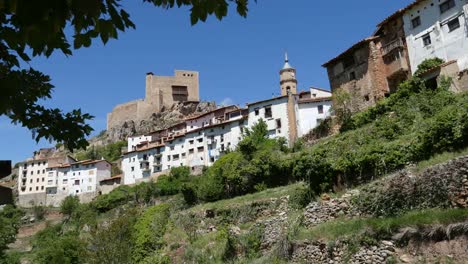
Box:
[403,0,468,72]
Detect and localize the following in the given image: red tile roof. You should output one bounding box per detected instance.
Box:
[322,36,379,67]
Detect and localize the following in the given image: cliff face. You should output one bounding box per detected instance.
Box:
[102,101,216,143]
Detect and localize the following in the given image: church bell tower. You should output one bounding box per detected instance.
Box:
[279,53,297,95]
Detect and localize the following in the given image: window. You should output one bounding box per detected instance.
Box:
[264,106,272,118]
[411,16,421,28]
[29,187,32,191]
[167,156,171,161]
[36,178,39,182]
[89,178,92,183]
[197,146,204,152]
[48,180,53,185]
[439,0,455,14]
[36,186,39,191]
[422,34,431,46]
[42,169,45,173]
[170,146,175,151]
[189,149,194,154]
[131,166,134,172]
[197,138,203,142]
[41,186,44,190]
[42,177,45,182]
[63,179,68,184]
[87,186,92,191]
[318,105,324,114]
[31,171,33,175]
[349,71,356,81]
[276,118,282,128]
[254,108,259,116]
[30,179,32,183]
[447,17,460,32]
[74,180,80,185]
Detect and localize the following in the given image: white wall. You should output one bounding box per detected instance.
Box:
[18,160,49,195]
[403,0,468,73]
[297,100,333,136]
[309,88,332,98]
[127,135,152,152]
[247,97,290,141]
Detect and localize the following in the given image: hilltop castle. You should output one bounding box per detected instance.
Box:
[107,70,200,130]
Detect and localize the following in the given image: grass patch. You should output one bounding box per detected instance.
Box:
[187,182,304,213]
[296,208,468,242]
[412,146,468,173]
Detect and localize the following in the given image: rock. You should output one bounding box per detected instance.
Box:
[399,254,412,263]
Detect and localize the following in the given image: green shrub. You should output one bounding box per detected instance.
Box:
[60,196,80,217]
[288,184,313,209]
[132,204,170,263]
[181,183,197,205]
[88,211,137,264]
[414,57,445,76]
[33,205,47,221]
[155,175,181,196]
[33,225,85,264]
[0,206,23,258]
[92,185,134,212]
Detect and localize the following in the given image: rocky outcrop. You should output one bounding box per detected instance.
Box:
[303,190,361,227]
[105,101,216,142]
[292,240,396,264]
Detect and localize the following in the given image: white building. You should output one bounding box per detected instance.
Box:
[121,55,333,184]
[247,95,293,141]
[121,106,245,184]
[50,159,112,196]
[402,0,468,73]
[17,148,113,207]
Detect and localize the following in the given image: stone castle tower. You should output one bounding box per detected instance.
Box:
[279,53,297,95]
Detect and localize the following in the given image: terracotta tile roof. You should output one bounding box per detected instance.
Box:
[48,159,111,169]
[417,60,457,76]
[184,105,238,121]
[100,174,122,183]
[298,97,333,104]
[322,36,379,67]
[246,95,288,106]
[310,87,331,93]
[376,0,425,28]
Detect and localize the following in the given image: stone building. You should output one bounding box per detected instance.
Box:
[107,70,200,130]
[323,5,413,113]
[322,37,390,112]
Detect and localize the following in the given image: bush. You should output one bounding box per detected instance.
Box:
[33,205,47,221]
[92,185,134,212]
[288,184,313,209]
[132,204,170,263]
[33,226,86,264]
[60,196,80,217]
[88,211,137,264]
[0,206,23,258]
[299,79,468,194]
[181,183,197,205]
[414,57,445,76]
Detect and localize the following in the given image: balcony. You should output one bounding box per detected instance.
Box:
[138,158,149,164]
[381,38,404,56]
[142,167,151,173]
[386,56,409,76]
[154,153,162,158]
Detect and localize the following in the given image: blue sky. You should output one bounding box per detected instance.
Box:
[1,0,411,163]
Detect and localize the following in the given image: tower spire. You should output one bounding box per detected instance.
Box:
[282,52,293,70]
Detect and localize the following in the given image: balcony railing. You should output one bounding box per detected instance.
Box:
[381,38,404,56]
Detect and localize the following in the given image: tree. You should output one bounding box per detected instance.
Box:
[60,196,80,218]
[0,0,252,150]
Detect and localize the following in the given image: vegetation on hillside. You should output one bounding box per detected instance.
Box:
[0,206,23,263]
[295,77,468,194]
[74,141,127,162]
